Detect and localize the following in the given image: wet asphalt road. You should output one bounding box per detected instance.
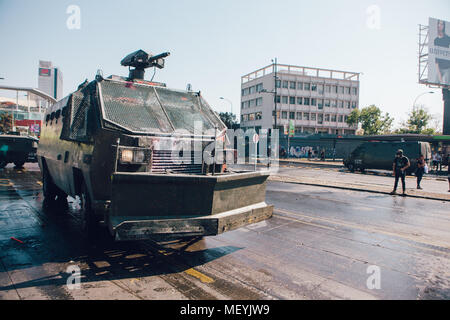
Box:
[0,164,449,300]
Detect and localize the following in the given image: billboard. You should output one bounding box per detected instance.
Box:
[428,18,450,87]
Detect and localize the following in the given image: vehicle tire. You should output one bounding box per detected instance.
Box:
[14,161,25,168]
[42,166,68,211]
[348,163,355,172]
[80,182,100,236]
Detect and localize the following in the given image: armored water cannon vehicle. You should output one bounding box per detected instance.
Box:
[37,49,273,241]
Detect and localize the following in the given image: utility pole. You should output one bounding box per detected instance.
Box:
[273,58,278,130]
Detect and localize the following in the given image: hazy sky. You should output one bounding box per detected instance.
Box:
[0,0,449,128]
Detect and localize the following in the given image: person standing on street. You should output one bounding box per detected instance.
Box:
[390,149,410,196]
[415,154,425,190]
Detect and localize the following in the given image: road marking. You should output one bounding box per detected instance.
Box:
[184,268,214,283]
[274,207,450,250]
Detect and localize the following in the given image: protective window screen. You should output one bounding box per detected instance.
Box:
[155,87,223,133]
[100,81,172,133]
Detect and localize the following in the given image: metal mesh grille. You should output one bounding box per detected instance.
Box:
[66,91,91,142]
[100,81,172,133]
[155,87,217,133]
[151,150,202,174]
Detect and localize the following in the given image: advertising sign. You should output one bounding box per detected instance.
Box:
[428,18,450,86]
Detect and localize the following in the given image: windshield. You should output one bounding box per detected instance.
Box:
[100,80,224,134]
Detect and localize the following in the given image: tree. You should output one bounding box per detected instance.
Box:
[218,112,239,129]
[0,113,12,133]
[396,105,435,134]
[346,105,393,135]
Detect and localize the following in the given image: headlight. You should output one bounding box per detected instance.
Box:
[120,149,134,163]
[119,148,147,164]
[134,150,145,163]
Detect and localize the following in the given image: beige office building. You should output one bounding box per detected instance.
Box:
[240,64,360,135]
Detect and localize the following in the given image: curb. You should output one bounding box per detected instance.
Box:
[269,176,450,202]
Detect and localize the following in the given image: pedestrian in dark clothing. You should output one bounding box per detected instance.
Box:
[390,149,410,196]
[320,149,325,161]
[307,149,312,160]
[415,154,425,190]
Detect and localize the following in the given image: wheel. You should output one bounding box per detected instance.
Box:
[42,166,68,211]
[80,182,100,236]
[0,159,7,169]
[348,163,355,172]
[14,161,25,168]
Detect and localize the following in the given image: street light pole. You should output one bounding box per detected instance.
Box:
[273,58,278,130]
[219,97,233,114]
[413,91,434,108]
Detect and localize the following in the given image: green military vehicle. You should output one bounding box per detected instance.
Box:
[37,50,273,241]
[343,141,431,174]
[0,134,38,169]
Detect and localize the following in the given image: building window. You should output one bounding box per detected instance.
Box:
[345,87,351,95]
[296,112,302,120]
[304,97,310,105]
[331,114,336,122]
[275,80,281,88]
[332,85,337,93]
[289,96,296,104]
[339,86,344,94]
[311,98,317,106]
[256,97,263,106]
[282,111,288,119]
[311,113,316,121]
[297,82,303,90]
[304,112,310,120]
[352,87,358,95]
[290,81,296,89]
[331,100,337,108]
[256,112,262,120]
[242,88,249,96]
[338,115,343,122]
[325,85,331,93]
[249,113,255,121]
[346,101,351,109]
[318,99,323,109]
[249,99,256,107]
[325,114,330,122]
[338,100,343,108]
[311,84,317,91]
[318,84,324,94]
[297,97,303,105]
[351,101,357,109]
[282,81,288,88]
[344,115,348,122]
[243,114,249,121]
[249,86,256,94]
[275,95,281,103]
[304,83,310,90]
[241,102,245,109]
[318,114,323,124]
[289,112,295,119]
[282,96,288,104]
[324,99,330,107]
[256,83,263,92]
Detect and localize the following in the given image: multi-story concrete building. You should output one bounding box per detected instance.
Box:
[240,64,360,135]
[38,60,63,101]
